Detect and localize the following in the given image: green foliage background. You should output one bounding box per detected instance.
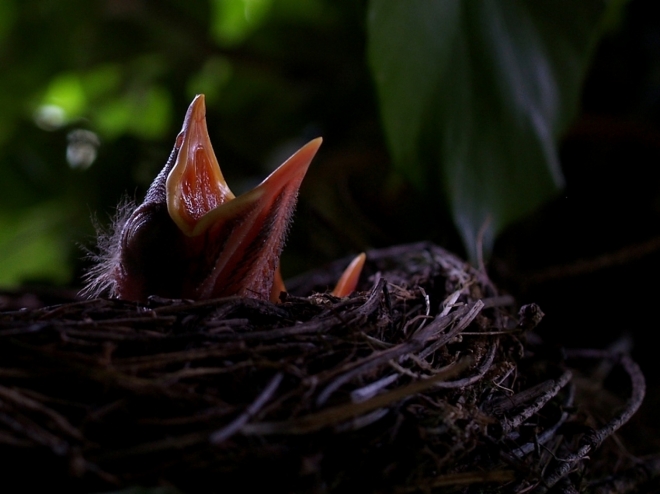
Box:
[0,0,615,288]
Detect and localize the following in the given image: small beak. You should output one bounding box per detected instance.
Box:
[165,94,322,301]
[331,253,366,298]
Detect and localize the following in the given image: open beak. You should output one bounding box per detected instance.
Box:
[165,94,322,301]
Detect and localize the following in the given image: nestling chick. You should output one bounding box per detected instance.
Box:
[82,95,364,302]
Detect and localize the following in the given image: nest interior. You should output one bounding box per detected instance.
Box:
[0,242,650,493]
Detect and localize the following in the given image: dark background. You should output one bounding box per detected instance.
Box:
[1,0,658,458]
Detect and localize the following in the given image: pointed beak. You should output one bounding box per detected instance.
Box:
[166,94,235,235]
[165,94,322,301]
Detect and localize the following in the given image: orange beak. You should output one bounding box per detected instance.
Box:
[167,95,322,302]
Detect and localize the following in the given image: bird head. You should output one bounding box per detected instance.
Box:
[84,94,322,303]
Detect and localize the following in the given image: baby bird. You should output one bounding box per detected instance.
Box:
[83,94,364,303]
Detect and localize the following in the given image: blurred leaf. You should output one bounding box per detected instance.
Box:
[0,203,71,286]
[35,65,122,130]
[187,56,234,104]
[94,97,133,139]
[40,72,87,121]
[600,0,631,34]
[94,86,172,140]
[270,0,325,22]
[82,64,123,100]
[0,0,16,43]
[128,86,173,140]
[368,0,605,262]
[210,0,272,46]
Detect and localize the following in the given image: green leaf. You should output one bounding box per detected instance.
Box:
[368,0,605,262]
[40,72,87,121]
[94,86,172,140]
[210,0,272,46]
[0,204,72,287]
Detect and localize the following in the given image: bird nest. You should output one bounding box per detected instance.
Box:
[0,242,648,493]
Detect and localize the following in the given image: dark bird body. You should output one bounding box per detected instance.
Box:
[110,160,186,301]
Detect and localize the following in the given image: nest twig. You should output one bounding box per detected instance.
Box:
[0,242,648,493]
